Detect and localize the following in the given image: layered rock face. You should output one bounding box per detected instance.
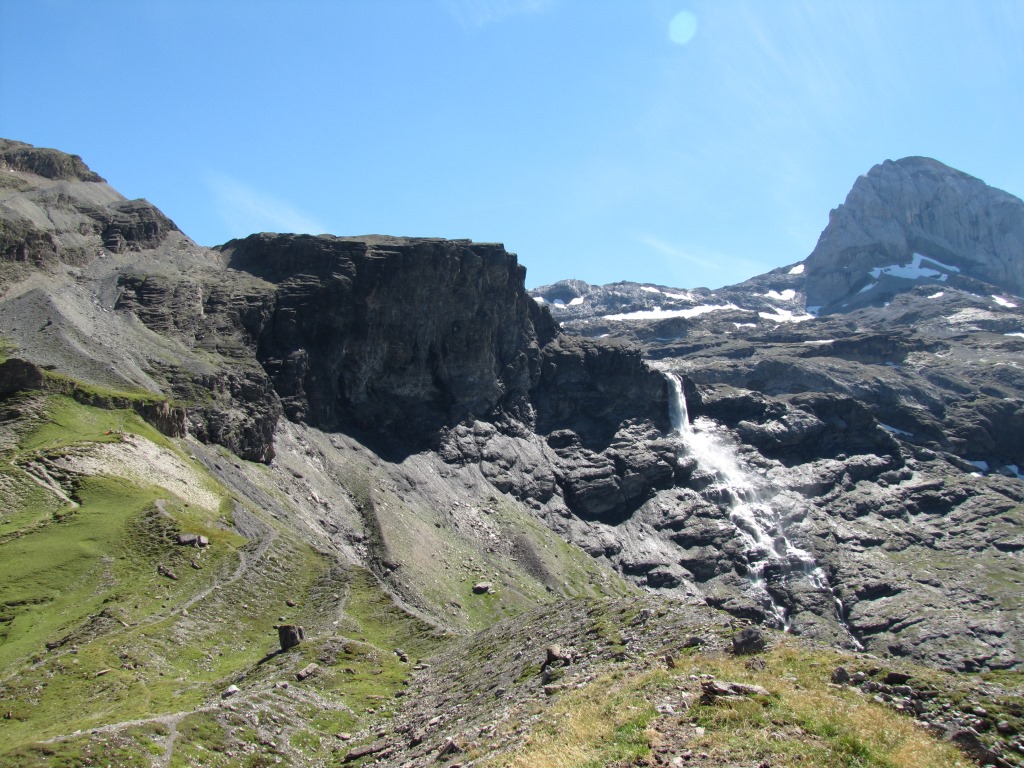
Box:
[0,139,673,498]
[0,138,179,271]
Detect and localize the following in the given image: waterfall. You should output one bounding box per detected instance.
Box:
[665,372,861,644]
[667,373,691,436]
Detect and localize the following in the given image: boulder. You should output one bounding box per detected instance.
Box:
[731,627,767,655]
[278,624,305,652]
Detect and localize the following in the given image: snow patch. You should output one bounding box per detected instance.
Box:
[733,322,757,329]
[869,252,959,282]
[1006,332,1024,338]
[802,340,833,345]
[550,297,584,309]
[992,295,1018,308]
[788,263,805,275]
[880,423,914,438]
[764,289,797,301]
[641,286,690,300]
[533,296,545,304]
[603,303,740,321]
[757,308,815,324]
[927,291,945,299]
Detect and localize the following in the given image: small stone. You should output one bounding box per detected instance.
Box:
[438,737,463,757]
[883,671,912,685]
[545,644,572,666]
[472,582,493,594]
[342,741,387,762]
[222,684,240,698]
[831,666,851,684]
[296,663,319,681]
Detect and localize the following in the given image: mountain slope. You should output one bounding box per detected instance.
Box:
[1,142,1022,766]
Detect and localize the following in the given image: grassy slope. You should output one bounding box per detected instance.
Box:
[0,395,447,766]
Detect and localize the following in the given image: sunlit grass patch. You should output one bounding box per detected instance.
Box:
[491,643,969,768]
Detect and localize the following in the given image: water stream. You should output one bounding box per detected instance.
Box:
[667,373,860,644]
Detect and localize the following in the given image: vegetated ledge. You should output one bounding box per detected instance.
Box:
[0,357,186,438]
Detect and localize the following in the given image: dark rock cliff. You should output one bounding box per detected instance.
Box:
[221,234,556,444]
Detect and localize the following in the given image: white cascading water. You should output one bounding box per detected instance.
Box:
[667,373,859,642]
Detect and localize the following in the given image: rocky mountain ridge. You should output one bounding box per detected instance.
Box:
[1,142,1022,766]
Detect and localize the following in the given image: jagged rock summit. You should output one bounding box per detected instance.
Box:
[804,156,1024,313]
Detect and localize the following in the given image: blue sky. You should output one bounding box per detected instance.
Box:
[2,0,1022,289]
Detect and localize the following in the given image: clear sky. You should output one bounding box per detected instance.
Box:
[2,1,1022,289]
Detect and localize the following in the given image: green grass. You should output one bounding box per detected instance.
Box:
[18,394,170,453]
[338,568,449,661]
[42,369,173,406]
[0,475,164,670]
[0,374,507,765]
[0,466,65,541]
[0,338,15,365]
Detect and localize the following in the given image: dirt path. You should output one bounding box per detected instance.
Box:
[173,503,278,616]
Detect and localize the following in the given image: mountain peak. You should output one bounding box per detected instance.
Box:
[804,155,1024,313]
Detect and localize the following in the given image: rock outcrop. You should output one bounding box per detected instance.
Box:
[0,138,104,182]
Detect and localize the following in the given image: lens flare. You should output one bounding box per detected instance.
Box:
[668,10,697,45]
